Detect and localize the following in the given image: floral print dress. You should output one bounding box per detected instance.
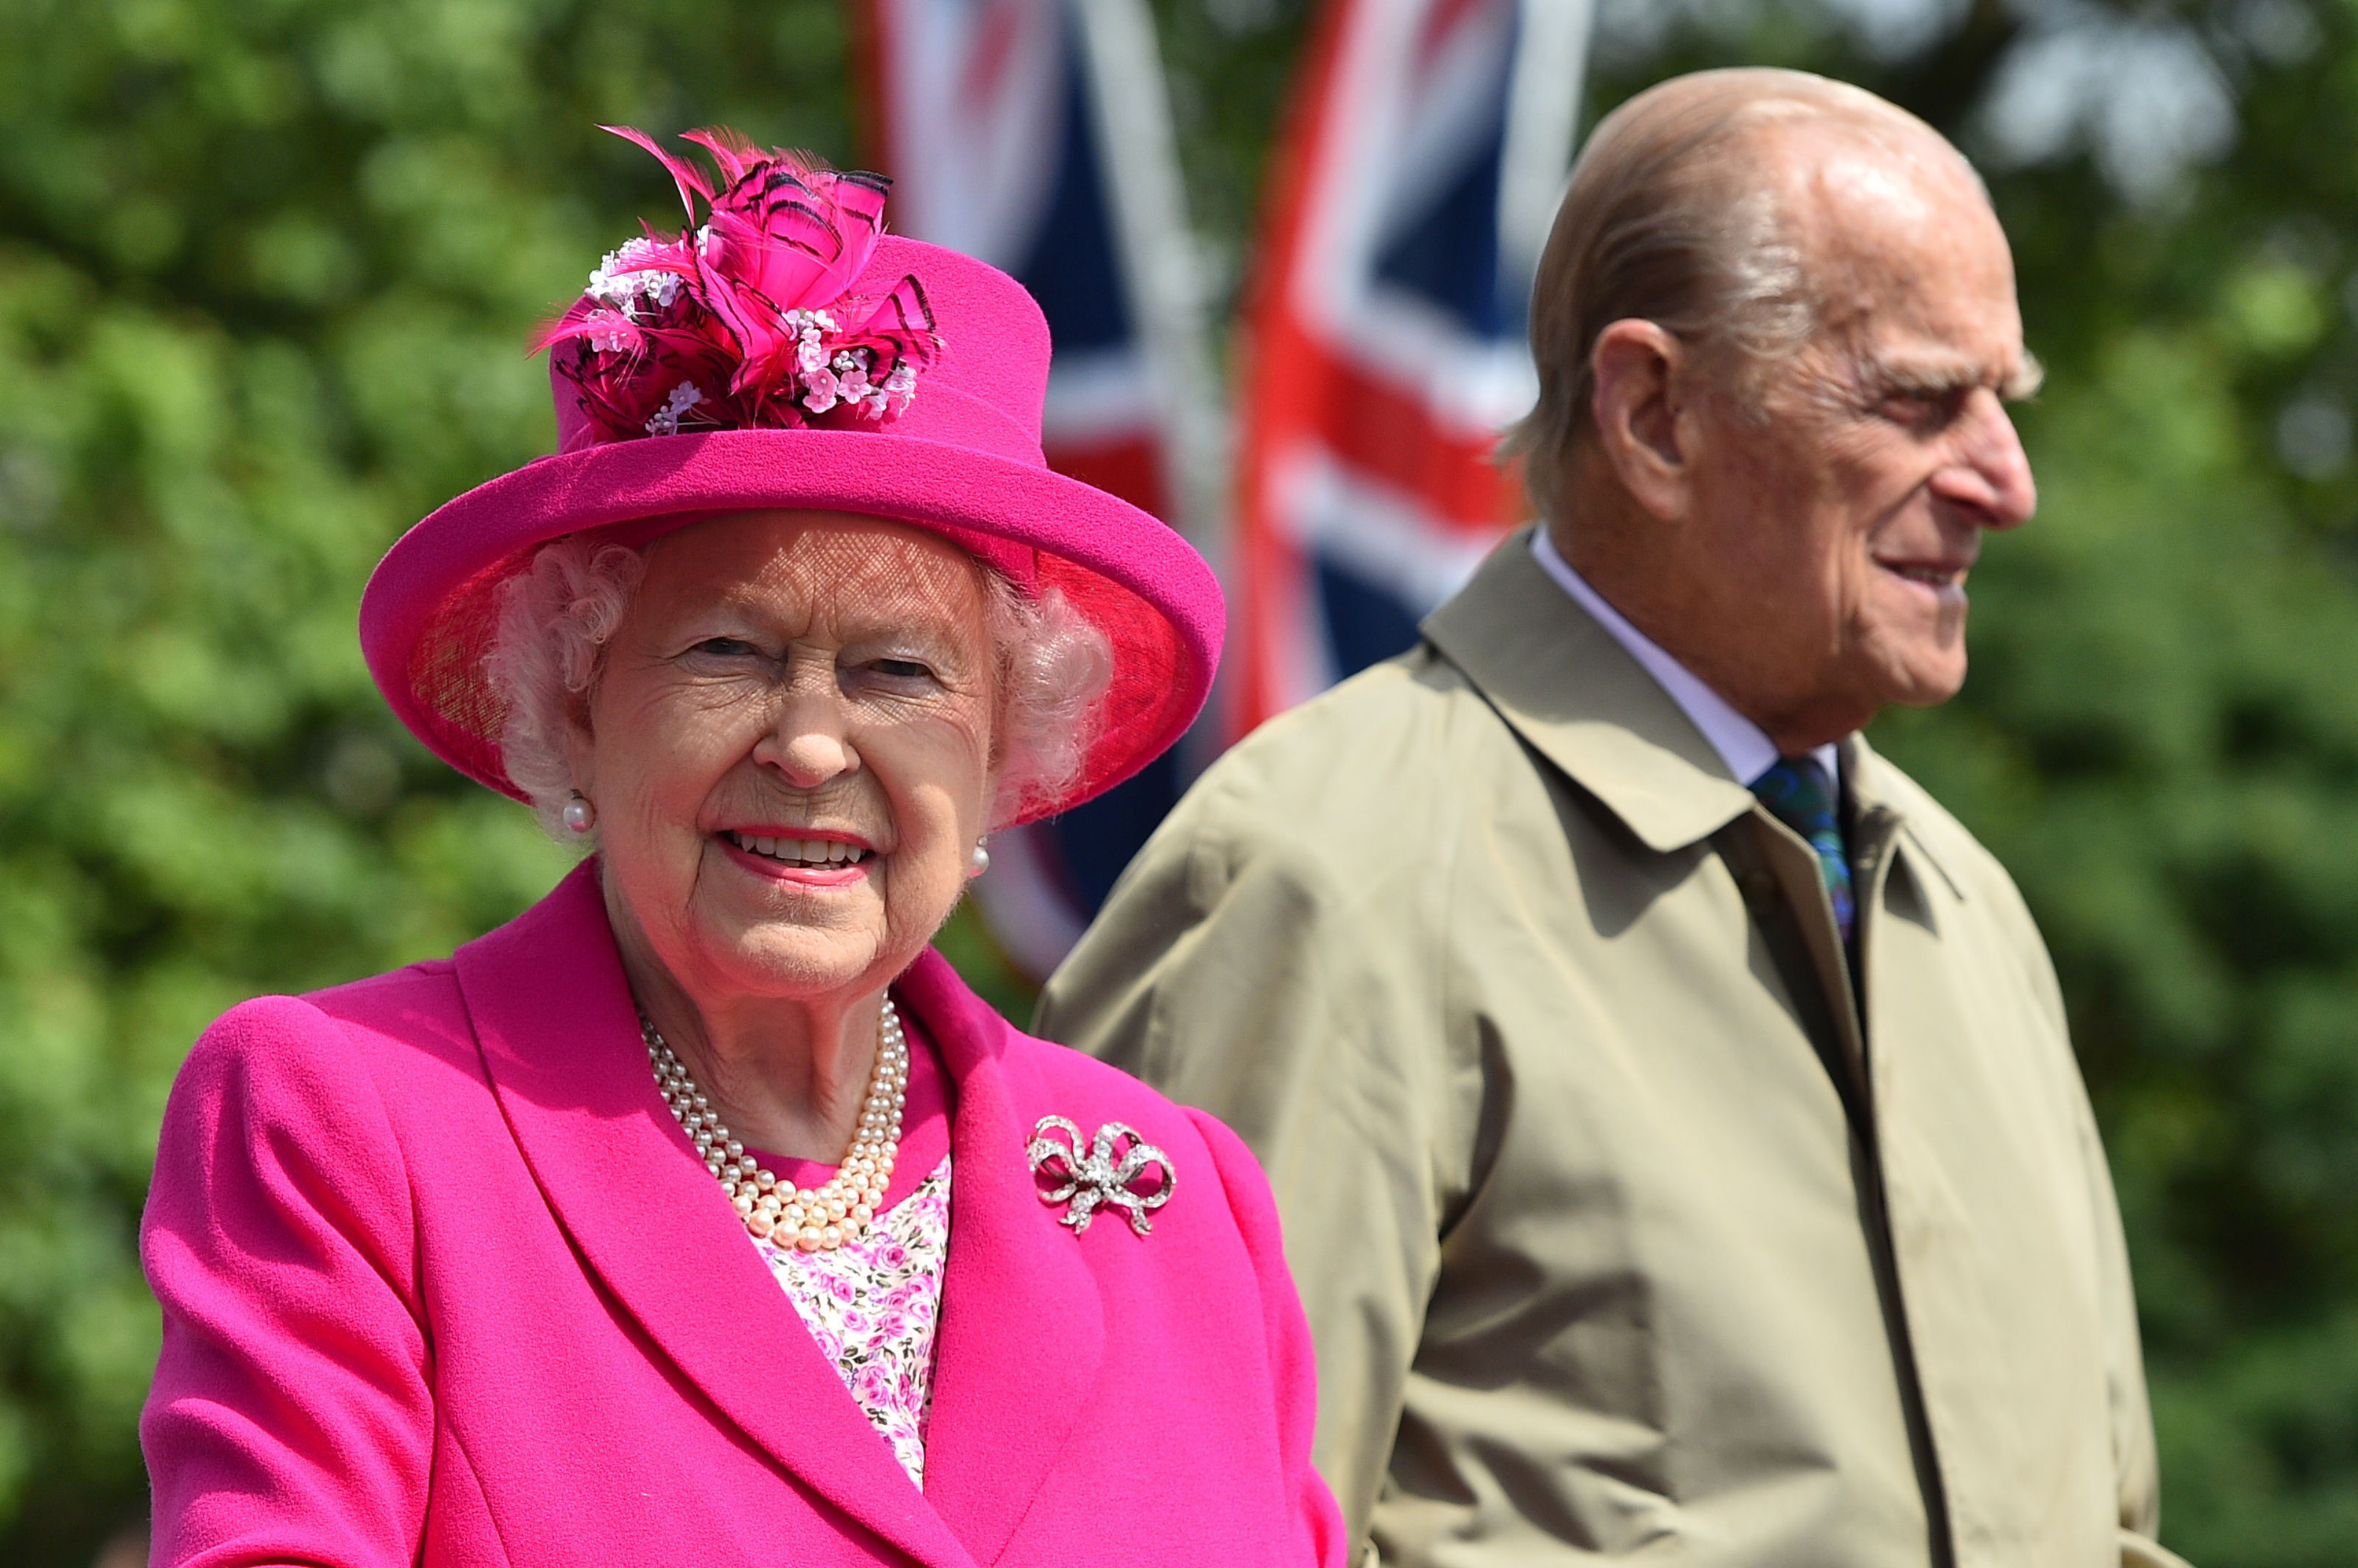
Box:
[751,1156,953,1487]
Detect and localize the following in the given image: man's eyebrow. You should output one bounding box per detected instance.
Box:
[1858,348,2045,402]
[2001,350,2045,402]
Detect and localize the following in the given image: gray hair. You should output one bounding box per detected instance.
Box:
[486,532,1114,838]
[1503,68,1973,523]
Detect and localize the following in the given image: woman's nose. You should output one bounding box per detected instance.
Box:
[755,690,858,789]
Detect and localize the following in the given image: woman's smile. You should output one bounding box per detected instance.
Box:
[716,827,879,889]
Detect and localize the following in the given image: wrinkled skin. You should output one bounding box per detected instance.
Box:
[1563,114,2040,755]
[567,509,995,1160]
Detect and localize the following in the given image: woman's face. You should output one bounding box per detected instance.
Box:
[570,509,996,1010]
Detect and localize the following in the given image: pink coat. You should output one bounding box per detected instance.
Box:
[141,864,1346,1567]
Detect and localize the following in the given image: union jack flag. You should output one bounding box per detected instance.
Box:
[1229,0,1590,736]
[852,0,1212,979]
[852,0,1588,975]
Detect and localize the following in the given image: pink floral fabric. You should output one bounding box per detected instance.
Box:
[753,1155,952,1487]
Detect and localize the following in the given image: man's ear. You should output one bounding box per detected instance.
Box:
[1589,318,1695,521]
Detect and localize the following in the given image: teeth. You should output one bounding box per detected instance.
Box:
[727,831,867,865]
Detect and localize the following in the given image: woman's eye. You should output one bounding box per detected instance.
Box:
[872,657,934,680]
[692,637,760,658]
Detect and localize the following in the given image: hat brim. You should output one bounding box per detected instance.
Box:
[360,427,1223,824]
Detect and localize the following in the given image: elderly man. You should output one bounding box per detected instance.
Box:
[1037,68,2187,1568]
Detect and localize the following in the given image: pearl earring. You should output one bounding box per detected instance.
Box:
[562,792,597,835]
[968,839,990,876]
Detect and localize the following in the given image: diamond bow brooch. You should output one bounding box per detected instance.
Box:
[1027,1117,1175,1236]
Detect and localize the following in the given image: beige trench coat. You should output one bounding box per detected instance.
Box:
[1038,531,2187,1568]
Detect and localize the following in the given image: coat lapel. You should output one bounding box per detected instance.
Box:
[896,949,1108,1566]
[454,862,976,1568]
[1423,526,1757,854]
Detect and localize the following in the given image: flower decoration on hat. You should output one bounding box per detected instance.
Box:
[537,126,940,450]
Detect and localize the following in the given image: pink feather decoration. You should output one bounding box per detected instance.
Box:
[538,127,939,448]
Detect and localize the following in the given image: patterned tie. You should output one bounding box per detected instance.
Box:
[1750,755,1855,943]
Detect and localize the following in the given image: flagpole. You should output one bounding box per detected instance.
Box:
[1498,0,1597,303]
[1068,0,1228,566]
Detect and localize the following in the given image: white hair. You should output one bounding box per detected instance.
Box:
[486,532,1115,838]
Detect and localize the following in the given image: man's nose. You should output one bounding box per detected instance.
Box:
[1930,391,2037,530]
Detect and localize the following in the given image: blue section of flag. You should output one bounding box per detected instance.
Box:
[1041,747,1183,911]
[1368,20,1520,344]
[1005,42,1178,934]
[1317,557,1426,678]
[1016,53,1133,353]
[1312,7,1529,689]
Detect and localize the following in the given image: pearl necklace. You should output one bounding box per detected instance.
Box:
[641,999,909,1252]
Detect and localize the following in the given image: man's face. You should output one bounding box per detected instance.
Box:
[1674,127,2037,744]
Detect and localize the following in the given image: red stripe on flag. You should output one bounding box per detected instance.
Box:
[1229,0,1526,741]
[960,0,1028,116]
[1231,0,1353,739]
[1312,339,1519,533]
[1044,434,1170,522]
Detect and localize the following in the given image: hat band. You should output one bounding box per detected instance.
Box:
[880,383,1044,467]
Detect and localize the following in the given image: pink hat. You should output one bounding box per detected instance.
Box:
[359,128,1221,824]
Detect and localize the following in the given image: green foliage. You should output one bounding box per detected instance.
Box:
[0,0,859,1558]
[7,0,2358,1562]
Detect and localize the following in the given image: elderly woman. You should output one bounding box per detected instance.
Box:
[140,128,1344,1568]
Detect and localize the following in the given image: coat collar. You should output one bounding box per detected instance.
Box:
[454,864,1104,1566]
[1425,528,1963,895]
[1841,733,1967,902]
[1423,527,1757,854]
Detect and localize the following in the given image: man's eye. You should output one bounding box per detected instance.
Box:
[1880,389,1964,429]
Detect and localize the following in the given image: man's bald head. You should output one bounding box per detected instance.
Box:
[1507,68,2000,523]
[1511,68,2040,754]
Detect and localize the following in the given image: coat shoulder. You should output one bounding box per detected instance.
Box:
[175,960,482,1129]
[304,960,469,1041]
[1153,644,1513,876]
[1011,1028,1230,1160]
[1212,646,1500,802]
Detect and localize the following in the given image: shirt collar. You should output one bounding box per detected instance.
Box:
[1530,527,1841,788]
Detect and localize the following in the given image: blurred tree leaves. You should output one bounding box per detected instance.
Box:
[8,0,2358,1563]
[0,0,860,1559]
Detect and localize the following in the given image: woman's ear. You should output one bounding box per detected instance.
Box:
[1589,318,1697,522]
[561,700,597,804]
